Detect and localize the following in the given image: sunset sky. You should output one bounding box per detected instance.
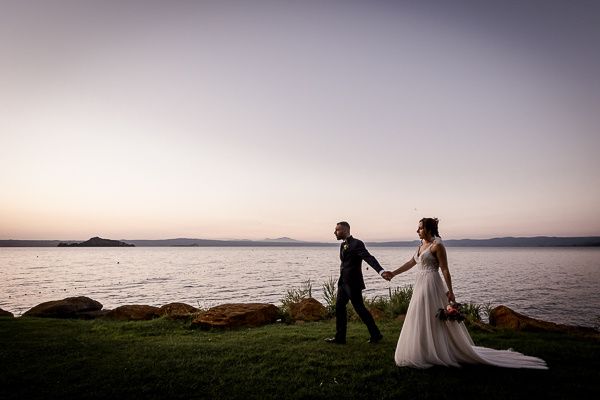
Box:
[1,0,599,242]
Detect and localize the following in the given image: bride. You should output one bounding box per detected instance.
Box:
[390,218,548,369]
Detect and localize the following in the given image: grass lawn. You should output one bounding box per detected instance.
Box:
[0,317,598,399]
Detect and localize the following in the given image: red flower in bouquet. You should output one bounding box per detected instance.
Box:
[436,302,465,322]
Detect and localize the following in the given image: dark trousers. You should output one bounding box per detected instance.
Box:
[335,285,381,341]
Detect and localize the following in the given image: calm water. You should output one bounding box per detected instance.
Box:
[1,247,599,327]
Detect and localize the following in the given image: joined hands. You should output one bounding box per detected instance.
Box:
[381,271,394,281]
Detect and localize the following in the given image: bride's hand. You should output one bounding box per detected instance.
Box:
[446,291,456,303]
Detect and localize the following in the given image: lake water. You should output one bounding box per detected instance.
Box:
[1,247,599,328]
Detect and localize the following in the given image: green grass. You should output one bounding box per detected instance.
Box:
[0,317,598,399]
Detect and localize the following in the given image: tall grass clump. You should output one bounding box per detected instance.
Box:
[322,281,414,320]
[481,301,495,322]
[386,285,413,317]
[279,279,313,321]
[322,276,337,317]
[459,301,496,323]
[321,277,364,321]
[363,285,413,319]
[365,285,413,317]
[461,302,482,322]
[321,277,376,321]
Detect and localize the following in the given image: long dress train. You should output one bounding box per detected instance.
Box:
[394,238,548,369]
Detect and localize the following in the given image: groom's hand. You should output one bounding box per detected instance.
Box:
[381,271,393,281]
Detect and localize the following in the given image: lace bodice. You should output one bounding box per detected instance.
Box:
[413,238,440,271]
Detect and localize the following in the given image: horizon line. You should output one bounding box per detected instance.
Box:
[2,234,600,243]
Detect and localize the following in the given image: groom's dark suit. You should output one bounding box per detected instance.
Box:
[336,235,383,342]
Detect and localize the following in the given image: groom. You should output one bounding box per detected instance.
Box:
[325,221,393,344]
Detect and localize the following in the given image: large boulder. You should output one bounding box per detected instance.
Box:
[191,303,279,329]
[104,305,161,321]
[489,305,597,335]
[0,308,14,318]
[289,298,327,322]
[22,296,103,318]
[159,303,199,319]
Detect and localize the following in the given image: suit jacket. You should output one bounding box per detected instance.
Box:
[338,236,383,296]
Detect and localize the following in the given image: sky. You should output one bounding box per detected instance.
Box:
[1,0,599,242]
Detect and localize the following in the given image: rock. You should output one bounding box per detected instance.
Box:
[289,298,327,322]
[104,305,161,321]
[489,305,598,335]
[0,308,14,318]
[159,303,199,318]
[22,296,103,318]
[191,303,279,329]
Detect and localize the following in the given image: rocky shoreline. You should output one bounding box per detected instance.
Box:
[0,296,597,337]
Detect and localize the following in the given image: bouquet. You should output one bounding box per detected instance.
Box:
[436,301,465,322]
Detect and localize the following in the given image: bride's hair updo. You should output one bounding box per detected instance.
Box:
[420,217,441,238]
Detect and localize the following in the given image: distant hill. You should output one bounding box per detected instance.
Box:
[0,236,599,247]
[262,237,303,243]
[57,237,135,247]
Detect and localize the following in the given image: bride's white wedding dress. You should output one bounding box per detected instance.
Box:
[394,238,548,369]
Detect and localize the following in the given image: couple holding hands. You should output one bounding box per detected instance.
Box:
[327,219,547,370]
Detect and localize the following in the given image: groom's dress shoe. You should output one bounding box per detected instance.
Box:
[368,334,383,344]
[324,337,346,344]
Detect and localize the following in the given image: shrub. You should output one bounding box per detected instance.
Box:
[279,279,313,322]
[482,301,495,322]
[361,285,413,319]
[461,302,482,322]
[321,280,414,320]
[290,279,494,326]
[385,285,413,317]
[320,277,361,320]
[322,276,337,318]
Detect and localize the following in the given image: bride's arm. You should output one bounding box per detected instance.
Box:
[391,258,417,277]
[435,243,455,302]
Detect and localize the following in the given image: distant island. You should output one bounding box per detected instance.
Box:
[57,237,135,247]
[0,236,599,247]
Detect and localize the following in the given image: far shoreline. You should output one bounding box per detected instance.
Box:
[1,236,600,247]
